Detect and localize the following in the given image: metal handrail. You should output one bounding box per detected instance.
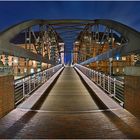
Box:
[14,64,63,105]
[75,64,124,106]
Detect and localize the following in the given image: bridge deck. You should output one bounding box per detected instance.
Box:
[37,66,101,112]
[0,67,140,139]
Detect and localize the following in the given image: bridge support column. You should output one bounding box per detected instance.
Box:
[0,75,14,118]
[124,66,140,118]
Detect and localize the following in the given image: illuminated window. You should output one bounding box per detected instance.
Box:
[14,58,18,64]
[30,68,34,74]
[116,68,119,72]
[37,68,41,72]
[33,61,36,65]
[116,56,120,60]
[122,57,126,61]
[24,68,27,73]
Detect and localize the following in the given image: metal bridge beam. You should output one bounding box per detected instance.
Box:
[80,19,140,65]
[0,42,54,64]
[0,19,140,65]
[0,20,55,64]
[94,19,140,55]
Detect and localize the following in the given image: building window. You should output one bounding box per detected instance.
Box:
[18,68,20,73]
[116,68,119,73]
[122,57,126,61]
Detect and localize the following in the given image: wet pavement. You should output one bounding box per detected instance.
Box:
[0,67,140,139]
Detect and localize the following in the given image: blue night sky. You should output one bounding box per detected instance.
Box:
[0,1,140,31]
[0,1,140,63]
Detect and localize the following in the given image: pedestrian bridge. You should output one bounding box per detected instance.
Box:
[0,65,140,139]
[0,19,140,139]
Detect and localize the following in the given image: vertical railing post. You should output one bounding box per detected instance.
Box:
[41,72,43,84]
[29,76,31,93]
[94,71,95,82]
[44,70,46,82]
[91,70,93,81]
[34,74,36,88]
[22,78,25,98]
[95,72,96,83]
[108,75,110,93]
[43,71,45,83]
[93,70,94,82]
[39,72,41,84]
[89,70,91,79]
[97,72,98,84]
[98,72,100,85]
[114,78,116,97]
[103,74,105,90]
[99,73,101,86]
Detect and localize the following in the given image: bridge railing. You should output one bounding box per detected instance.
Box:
[14,64,63,105]
[75,64,124,106]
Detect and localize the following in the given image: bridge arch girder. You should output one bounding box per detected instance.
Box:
[0,19,140,65]
[76,19,140,65]
[94,19,140,54]
[0,19,61,64]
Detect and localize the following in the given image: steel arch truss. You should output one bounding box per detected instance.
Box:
[0,20,62,65]
[0,19,140,65]
[74,19,140,65]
